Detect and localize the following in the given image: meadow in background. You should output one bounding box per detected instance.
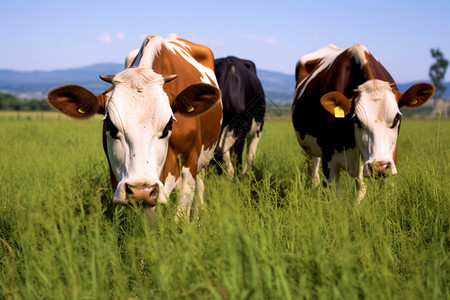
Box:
[0,111,448,299]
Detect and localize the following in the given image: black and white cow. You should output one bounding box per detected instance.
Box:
[214,56,266,177]
[292,44,435,202]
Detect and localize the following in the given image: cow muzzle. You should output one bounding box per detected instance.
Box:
[365,160,397,178]
[113,179,161,207]
[126,183,158,206]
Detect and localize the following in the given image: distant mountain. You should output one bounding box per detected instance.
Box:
[256,70,295,105]
[0,63,448,106]
[0,63,123,99]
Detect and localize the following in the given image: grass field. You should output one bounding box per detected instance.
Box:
[0,112,449,299]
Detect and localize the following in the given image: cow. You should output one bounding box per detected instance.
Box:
[214,56,266,177]
[47,34,222,221]
[292,44,435,202]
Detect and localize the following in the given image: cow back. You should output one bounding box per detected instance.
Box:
[215,56,265,132]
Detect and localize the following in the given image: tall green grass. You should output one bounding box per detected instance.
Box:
[0,113,448,299]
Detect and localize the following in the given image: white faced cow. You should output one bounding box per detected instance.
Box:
[214,56,266,177]
[48,34,222,221]
[292,44,435,202]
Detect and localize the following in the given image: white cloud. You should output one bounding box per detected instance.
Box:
[117,32,125,41]
[98,32,112,43]
[264,36,278,45]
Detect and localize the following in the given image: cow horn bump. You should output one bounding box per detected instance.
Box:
[163,74,177,83]
[99,75,115,83]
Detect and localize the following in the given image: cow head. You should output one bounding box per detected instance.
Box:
[321,80,434,177]
[48,67,220,207]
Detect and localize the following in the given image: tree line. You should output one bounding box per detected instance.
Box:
[0,93,53,111]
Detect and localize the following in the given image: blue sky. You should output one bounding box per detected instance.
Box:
[1,0,449,82]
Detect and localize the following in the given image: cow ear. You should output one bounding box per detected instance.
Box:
[47,84,105,119]
[398,83,435,108]
[172,83,220,116]
[320,91,353,116]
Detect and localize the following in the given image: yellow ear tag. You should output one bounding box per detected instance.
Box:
[334,106,345,118]
[187,106,195,113]
[411,99,418,105]
[78,108,86,114]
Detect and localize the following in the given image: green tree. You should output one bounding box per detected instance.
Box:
[0,93,54,111]
[429,48,449,99]
[0,93,22,110]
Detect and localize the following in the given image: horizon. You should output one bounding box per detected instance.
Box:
[1,62,447,85]
[1,1,449,83]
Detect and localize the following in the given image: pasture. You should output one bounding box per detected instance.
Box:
[0,111,449,299]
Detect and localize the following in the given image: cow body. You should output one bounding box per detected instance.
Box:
[48,34,222,221]
[214,56,265,177]
[292,44,434,202]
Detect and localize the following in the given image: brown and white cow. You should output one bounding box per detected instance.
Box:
[48,34,222,221]
[292,44,434,202]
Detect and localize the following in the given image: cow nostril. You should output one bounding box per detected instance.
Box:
[149,187,158,198]
[125,183,133,196]
[125,183,159,206]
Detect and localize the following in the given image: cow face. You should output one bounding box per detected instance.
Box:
[352,80,401,177]
[102,67,219,206]
[48,66,220,208]
[103,68,175,206]
[321,80,434,178]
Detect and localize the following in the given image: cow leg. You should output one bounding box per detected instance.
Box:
[242,131,261,174]
[328,168,341,191]
[175,166,196,223]
[322,158,340,191]
[232,131,246,174]
[217,126,237,178]
[311,157,321,188]
[223,151,235,178]
[356,164,366,204]
[191,169,206,220]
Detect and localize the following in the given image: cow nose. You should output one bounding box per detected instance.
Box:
[125,183,159,207]
[368,160,391,177]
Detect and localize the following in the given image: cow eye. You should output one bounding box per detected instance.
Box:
[352,115,363,129]
[105,116,119,139]
[160,117,174,139]
[391,113,402,129]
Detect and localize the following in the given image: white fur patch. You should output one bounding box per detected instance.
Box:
[247,118,262,137]
[175,166,196,222]
[311,157,321,188]
[197,144,216,171]
[161,172,177,204]
[295,132,322,157]
[217,124,237,154]
[165,35,218,86]
[294,44,343,101]
[217,125,237,176]
[242,119,263,174]
[328,147,361,180]
[347,44,369,67]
